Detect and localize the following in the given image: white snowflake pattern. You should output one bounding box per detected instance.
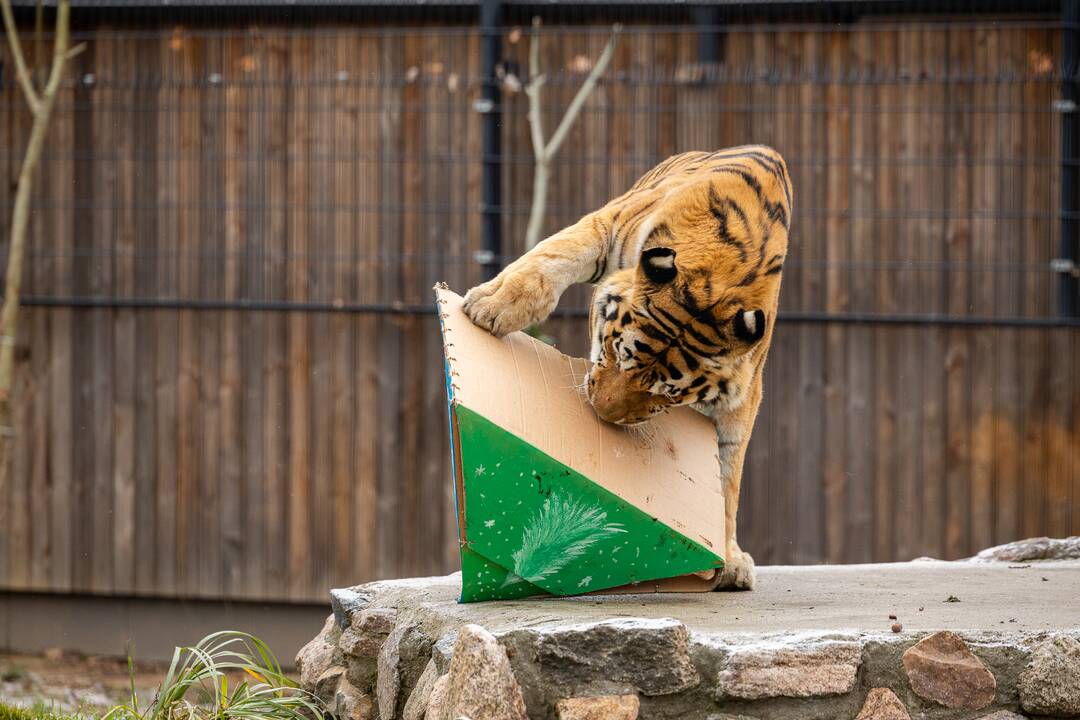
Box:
[577,576,593,588]
[484,519,495,528]
[474,465,486,476]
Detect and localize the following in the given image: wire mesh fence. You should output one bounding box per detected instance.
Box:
[1,6,1075,325]
[0,3,1078,601]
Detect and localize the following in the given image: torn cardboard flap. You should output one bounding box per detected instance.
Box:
[436,285,725,602]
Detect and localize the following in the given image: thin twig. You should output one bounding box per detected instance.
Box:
[1,0,42,111]
[545,24,621,161]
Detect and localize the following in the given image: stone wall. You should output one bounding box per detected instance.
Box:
[295,580,1080,720]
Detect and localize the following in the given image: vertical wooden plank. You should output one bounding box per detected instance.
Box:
[794,28,825,564]
[918,27,948,559]
[155,28,180,596]
[873,27,899,562]
[90,31,116,594]
[133,35,160,596]
[845,26,875,563]
[969,26,999,556]
[175,30,202,597]
[351,32,380,584]
[329,31,357,590]
[49,47,75,592]
[309,30,335,598]
[991,29,1024,547]
[894,26,924,561]
[263,30,289,599]
[822,30,849,564]
[376,33,404,579]
[239,32,267,600]
[944,26,973,560]
[399,30,423,576]
[112,35,138,595]
[286,32,312,599]
[221,34,245,597]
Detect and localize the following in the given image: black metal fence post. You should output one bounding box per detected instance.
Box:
[1061,0,1080,317]
[479,0,503,281]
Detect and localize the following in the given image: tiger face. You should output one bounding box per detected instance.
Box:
[586,244,780,426]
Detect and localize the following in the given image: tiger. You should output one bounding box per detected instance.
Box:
[463,145,792,590]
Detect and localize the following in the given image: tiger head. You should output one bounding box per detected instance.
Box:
[585,230,785,426]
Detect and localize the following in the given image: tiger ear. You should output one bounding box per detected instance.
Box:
[641,247,677,284]
[733,308,766,343]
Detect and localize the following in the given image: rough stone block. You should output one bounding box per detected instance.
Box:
[1019,635,1080,717]
[975,712,1027,720]
[715,637,861,700]
[334,676,375,720]
[855,688,910,720]
[403,659,440,720]
[425,674,450,720]
[330,588,374,630]
[555,694,640,720]
[295,615,339,693]
[440,624,528,720]
[532,618,700,697]
[901,631,996,710]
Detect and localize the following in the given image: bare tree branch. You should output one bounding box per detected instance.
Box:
[545,24,620,161]
[1,0,42,111]
[0,0,73,471]
[524,19,620,250]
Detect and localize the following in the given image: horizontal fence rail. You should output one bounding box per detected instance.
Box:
[0,8,1078,603]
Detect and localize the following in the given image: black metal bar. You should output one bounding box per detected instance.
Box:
[1062,0,1080,318]
[693,5,721,64]
[480,0,503,281]
[15,296,1080,328]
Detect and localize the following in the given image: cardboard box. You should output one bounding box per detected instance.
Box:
[435,286,725,602]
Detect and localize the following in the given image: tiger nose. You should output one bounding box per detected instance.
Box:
[589,375,653,425]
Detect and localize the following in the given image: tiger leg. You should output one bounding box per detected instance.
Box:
[463,214,609,337]
[712,378,764,591]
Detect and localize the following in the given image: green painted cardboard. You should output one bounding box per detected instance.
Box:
[455,405,723,602]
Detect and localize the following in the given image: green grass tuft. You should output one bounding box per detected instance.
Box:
[0,701,86,720]
[102,631,326,720]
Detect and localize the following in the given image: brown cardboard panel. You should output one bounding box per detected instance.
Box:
[437,286,725,557]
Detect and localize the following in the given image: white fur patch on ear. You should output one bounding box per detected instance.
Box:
[742,310,757,336]
[604,298,619,321]
[647,254,675,269]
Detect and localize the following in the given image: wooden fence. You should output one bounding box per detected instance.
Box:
[0,14,1077,603]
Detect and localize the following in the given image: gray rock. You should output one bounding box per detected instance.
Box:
[972,536,1080,562]
[330,588,374,630]
[439,624,528,720]
[313,666,345,706]
[295,615,339,693]
[532,618,700,697]
[425,674,450,720]
[377,622,433,720]
[403,660,439,720]
[715,637,861,700]
[1019,635,1080,717]
[555,694,640,720]
[432,632,458,675]
[901,631,996,710]
[334,676,375,720]
[855,688,910,720]
[705,715,759,720]
[340,608,399,659]
[975,712,1027,720]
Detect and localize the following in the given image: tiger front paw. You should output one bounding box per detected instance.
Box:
[463,272,558,337]
[715,546,756,591]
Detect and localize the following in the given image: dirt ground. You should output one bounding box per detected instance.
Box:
[1,650,174,715]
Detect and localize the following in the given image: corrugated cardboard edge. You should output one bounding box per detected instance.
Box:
[434,283,722,597]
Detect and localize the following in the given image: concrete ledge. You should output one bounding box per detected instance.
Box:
[0,592,329,665]
[298,552,1080,719]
